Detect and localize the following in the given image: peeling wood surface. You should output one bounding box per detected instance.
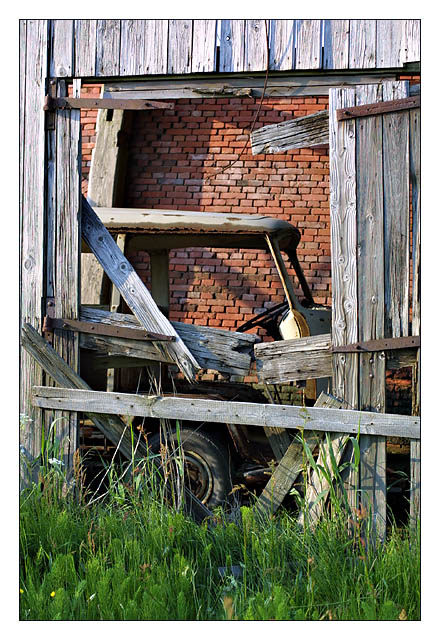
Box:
[251,110,329,155]
[81,199,201,381]
[95,19,121,76]
[255,334,332,384]
[50,20,73,77]
[32,387,420,440]
[80,306,259,377]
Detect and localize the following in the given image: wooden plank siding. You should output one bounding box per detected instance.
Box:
[20,19,48,482]
[50,19,74,77]
[65,19,419,78]
[329,80,415,530]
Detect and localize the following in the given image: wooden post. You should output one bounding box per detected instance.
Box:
[45,78,82,478]
[20,20,48,485]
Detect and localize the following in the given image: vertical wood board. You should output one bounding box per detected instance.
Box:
[383,81,410,338]
[74,19,97,76]
[49,19,73,77]
[96,20,121,76]
[219,20,246,72]
[167,20,193,74]
[295,20,322,69]
[245,19,268,71]
[356,83,387,540]
[402,19,420,64]
[120,20,147,76]
[376,19,403,68]
[20,20,48,481]
[143,20,169,74]
[410,108,421,337]
[269,19,295,71]
[349,20,376,69]
[323,20,349,69]
[191,20,217,72]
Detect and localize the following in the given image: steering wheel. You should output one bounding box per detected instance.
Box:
[236,301,289,334]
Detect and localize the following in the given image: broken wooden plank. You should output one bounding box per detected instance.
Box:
[251,110,329,155]
[255,333,332,384]
[81,198,201,382]
[21,323,213,524]
[255,392,335,517]
[79,306,259,377]
[297,394,350,528]
[32,387,420,440]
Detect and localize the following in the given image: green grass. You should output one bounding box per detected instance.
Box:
[19,444,420,621]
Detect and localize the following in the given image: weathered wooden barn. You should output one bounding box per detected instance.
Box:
[20,19,420,531]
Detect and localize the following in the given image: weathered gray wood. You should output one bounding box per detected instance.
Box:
[323,20,349,70]
[245,20,268,71]
[143,20,168,74]
[81,199,201,382]
[376,20,403,68]
[349,20,376,69]
[79,306,259,377]
[33,387,421,440]
[269,19,295,71]
[46,80,81,473]
[120,20,147,76]
[329,87,358,408]
[298,393,350,528]
[191,20,217,72]
[256,392,334,517]
[95,20,121,76]
[167,20,193,74]
[50,19,73,77]
[356,83,387,540]
[251,110,329,155]
[74,19,97,76]
[383,81,410,338]
[295,20,322,69]
[410,108,421,338]
[410,105,421,524]
[329,86,358,509]
[103,73,399,101]
[219,20,246,72]
[21,323,213,523]
[255,334,332,384]
[20,20,48,481]
[402,20,420,64]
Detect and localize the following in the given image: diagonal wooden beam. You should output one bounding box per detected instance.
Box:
[81,197,201,382]
[251,109,329,155]
[21,323,213,524]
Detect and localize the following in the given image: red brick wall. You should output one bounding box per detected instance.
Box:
[121,96,331,331]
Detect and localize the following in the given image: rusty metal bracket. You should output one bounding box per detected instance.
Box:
[42,317,175,342]
[331,335,420,353]
[43,96,174,112]
[336,95,420,121]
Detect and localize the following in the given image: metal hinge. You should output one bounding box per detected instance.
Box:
[332,335,420,353]
[336,95,420,121]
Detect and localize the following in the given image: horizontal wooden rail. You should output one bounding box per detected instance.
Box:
[336,95,420,120]
[44,97,173,111]
[32,387,420,440]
